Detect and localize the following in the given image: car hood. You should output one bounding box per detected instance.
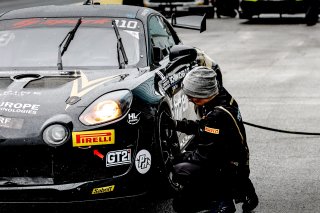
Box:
[0,68,149,141]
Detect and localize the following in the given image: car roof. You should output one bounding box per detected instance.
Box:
[0,4,158,21]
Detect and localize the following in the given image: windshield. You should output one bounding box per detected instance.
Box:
[0,18,143,70]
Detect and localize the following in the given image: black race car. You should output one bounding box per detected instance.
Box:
[0,3,220,203]
[239,0,319,22]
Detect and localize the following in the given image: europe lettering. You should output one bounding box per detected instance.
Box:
[0,102,40,114]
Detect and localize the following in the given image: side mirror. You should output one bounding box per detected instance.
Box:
[171,13,206,33]
[169,45,197,62]
[153,46,164,65]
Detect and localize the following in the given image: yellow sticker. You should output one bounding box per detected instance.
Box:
[72,130,115,147]
[92,185,115,195]
[204,126,220,134]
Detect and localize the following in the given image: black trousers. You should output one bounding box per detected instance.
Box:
[172,162,234,213]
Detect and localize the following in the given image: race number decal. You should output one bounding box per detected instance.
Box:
[114,20,138,29]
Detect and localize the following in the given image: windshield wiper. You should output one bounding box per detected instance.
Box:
[57,18,82,70]
[111,20,128,69]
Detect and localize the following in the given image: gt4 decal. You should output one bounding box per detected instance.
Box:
[135,149,151,174]
[106,149,131,167]
[0,116,24,129]
[72,130,115,147]
[92,185,115,195]
[204,126,220,134]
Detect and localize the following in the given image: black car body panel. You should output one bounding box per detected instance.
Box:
[0,4,218,203]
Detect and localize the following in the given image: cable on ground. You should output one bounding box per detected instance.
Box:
[243,121,320,136]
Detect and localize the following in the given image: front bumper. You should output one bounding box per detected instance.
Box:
[0,109,155,203]
[0,172,147,203]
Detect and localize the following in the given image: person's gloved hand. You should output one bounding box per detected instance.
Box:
[162,112,177,130]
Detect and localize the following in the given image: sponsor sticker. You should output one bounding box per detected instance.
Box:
[0,116,24,129]
[204,126,220,134]
[72,130,115,147]
[92,185,115,195]
[168,68,187,84]
[106,149,131,167]
[127,112,140,125]
[12,18,110,29]
[0,91,41,97]
[135,149,151,174]
[0,102,40,115]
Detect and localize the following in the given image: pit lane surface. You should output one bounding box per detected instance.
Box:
[1,1,320,212]
[178,16,320,213]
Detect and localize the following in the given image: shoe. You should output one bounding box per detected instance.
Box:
[209,200,236,213]
[242,192,259,212]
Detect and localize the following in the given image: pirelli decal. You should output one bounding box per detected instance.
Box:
[72,130,115,147]
[204,126,220,134]
[92,185,115,195]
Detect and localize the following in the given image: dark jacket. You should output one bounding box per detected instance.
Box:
[175,87,249,174]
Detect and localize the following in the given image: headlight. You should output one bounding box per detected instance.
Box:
[43,124,69,147]
[80,90,132,125]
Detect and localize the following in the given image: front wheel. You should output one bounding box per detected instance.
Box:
[150,108,182,199]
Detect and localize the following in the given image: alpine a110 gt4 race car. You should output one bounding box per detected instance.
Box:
[0,3,219,203]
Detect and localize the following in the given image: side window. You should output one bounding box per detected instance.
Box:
[148,15,177,57]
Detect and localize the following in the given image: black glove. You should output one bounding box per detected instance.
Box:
[162,112,177,130]
[172,151,193,164]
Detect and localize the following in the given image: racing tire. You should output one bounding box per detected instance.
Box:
[150,106,182,199]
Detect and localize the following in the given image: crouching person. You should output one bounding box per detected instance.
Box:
[166,67,258,213]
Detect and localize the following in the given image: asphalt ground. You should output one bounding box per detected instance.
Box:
[1,1,320,212]
[176,15,320,213]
